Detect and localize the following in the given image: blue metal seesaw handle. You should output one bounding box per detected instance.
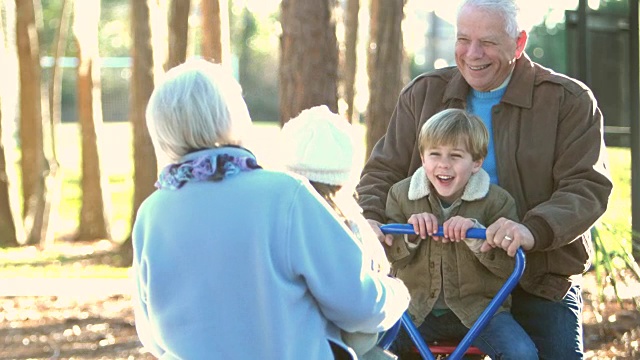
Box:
[377,224,526,360]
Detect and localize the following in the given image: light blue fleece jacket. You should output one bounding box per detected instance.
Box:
[132,147,410,360]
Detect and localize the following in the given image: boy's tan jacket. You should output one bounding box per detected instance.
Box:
[385,169,519,327]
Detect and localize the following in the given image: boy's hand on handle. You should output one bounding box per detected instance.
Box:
[407,213,441,241]
[367,219,395,246]
[442,216,475,242]
[484,217,535,257]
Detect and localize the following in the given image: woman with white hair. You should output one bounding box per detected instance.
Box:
[131,59,410,360]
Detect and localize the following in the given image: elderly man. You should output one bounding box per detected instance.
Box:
[357,0,612,358]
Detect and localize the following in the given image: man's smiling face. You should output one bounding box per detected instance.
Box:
[455,5,526,92]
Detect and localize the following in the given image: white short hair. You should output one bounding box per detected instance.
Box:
[146,59,252,162]
[458,0,521,38]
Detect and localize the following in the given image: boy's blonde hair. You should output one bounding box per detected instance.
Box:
[146,59,252,163]
[418,108,488,161]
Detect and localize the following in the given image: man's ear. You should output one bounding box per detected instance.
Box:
[515,30,528,59]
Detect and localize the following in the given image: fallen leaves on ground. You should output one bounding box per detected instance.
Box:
[0,240,638,359]
[0,295,154,360]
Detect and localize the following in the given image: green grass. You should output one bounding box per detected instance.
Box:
[4,123,633,279]
[0,241,131,278]
[597,147,632,249]
[0,261,130,278]
[56,123,135,242]
[590,147,637,307]
[50,124,638,249]
[57,122,632,247]
[54,121,307,242]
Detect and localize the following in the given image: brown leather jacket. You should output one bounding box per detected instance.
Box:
[357,54,613,301]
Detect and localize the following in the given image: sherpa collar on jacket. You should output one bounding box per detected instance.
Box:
[407,168,491,202]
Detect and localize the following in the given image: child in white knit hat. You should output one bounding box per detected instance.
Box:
[280,105,399,360]
[280,106,362,219]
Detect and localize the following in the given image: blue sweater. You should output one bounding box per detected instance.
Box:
[132,147,409,360]
[467,87,507,185]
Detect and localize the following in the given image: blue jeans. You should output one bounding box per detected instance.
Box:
[392,310,538,359]
[511,284,584,359]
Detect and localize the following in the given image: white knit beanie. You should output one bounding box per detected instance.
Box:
[280,105,356,186]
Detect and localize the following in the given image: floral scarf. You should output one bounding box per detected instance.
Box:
[155,149,261,190]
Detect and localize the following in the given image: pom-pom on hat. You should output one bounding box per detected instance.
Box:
[281,105,356,186]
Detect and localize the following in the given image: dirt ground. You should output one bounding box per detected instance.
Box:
[0,241,638,360]
[581,280,640,359]
[0,294,153,360]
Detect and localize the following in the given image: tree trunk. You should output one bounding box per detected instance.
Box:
[343,0,359,123]
[0,0,24,247]
[74,0,112,241]
[0,100,20,247]
[15,0,47,245]
[37,0,72,248]
[237,7,256,87]
[119,0,158,263]
[201,0,230,65]
[0,6,19,247]
[279,0,339,125]
[48,0,72,162]
[165,0,190,71]
[365,0,404,159]
[425,11,439,72]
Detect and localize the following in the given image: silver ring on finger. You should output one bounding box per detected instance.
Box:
[503,235,513,241]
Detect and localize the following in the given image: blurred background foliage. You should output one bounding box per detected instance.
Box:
[32,0,630,124]
[12,0,634,256]
[38,0,283,122]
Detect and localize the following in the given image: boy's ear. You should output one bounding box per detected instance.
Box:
[471,158,483,173]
